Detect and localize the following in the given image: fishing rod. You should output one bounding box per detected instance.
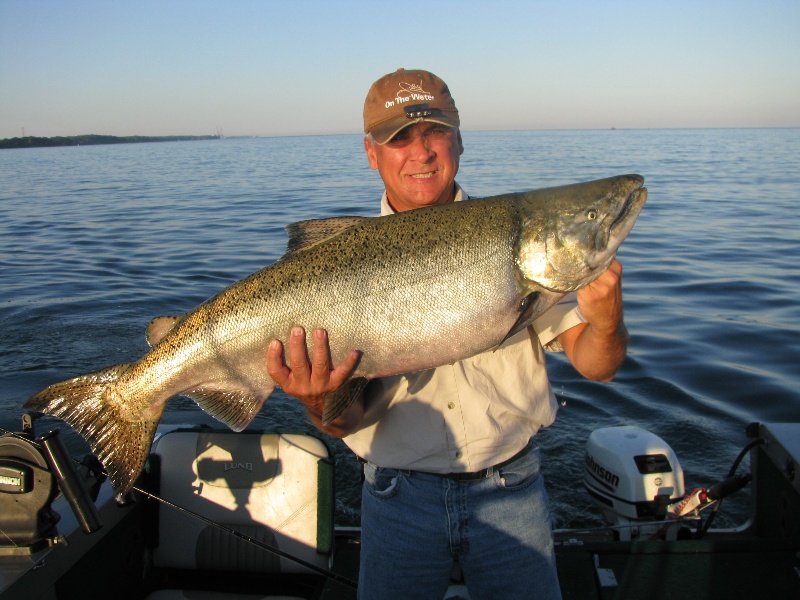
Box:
[0,420,358,590]
[131,483,358,589]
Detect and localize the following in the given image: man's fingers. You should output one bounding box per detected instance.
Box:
[287,326,311,375]
[580,260,622,300]
[266,339,289,383]
[309,328,333,385]
[329,350,361,389]
[266,328,360,408]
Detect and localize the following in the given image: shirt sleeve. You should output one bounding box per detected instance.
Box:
[532,293,585,352]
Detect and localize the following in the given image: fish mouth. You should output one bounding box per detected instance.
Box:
[606,181,647,251]
[586,178,646,273]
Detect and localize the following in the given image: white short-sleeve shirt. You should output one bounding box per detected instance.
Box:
[343,184,585,471]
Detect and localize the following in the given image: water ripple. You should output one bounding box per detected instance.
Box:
[2,129,798,527]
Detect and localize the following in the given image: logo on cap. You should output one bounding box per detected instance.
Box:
[384,81,436,109]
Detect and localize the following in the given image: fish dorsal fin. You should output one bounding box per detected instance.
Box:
[146,315,185,347]
[285,216,368,253]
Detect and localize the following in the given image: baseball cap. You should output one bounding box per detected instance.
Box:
[363,68,460,145]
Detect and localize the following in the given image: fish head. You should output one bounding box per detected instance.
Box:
[517,175,646,292]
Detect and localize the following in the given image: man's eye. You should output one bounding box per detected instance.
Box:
[389,131,410,143]
[426,127,449,137]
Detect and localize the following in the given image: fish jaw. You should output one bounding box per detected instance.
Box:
[516,175,646,292]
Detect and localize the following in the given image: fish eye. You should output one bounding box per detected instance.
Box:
[586,209,598,221]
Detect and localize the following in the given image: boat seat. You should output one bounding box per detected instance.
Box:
[144,429,335,600]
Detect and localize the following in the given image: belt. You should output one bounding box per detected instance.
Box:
[420,443,533,481]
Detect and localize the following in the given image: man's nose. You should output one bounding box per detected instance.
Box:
[407,132,435,162]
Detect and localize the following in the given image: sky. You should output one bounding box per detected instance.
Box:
[1,0,798,139]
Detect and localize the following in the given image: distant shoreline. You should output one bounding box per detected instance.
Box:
[0,134,219,149]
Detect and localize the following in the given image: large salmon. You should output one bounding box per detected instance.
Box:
[24,175,646,497]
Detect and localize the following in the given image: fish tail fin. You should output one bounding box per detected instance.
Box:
[23,364,160,499]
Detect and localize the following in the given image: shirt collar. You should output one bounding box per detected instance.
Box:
[379,182,466,216]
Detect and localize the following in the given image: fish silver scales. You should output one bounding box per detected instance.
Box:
[282,197,525,375]
[24,174,646,497]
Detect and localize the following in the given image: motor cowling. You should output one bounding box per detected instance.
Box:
[584,426,685,524]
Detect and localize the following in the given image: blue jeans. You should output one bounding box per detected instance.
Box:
[358,441,561,600]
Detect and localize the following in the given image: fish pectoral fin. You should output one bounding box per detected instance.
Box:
[145,315,185,347]
[184,386,272,432]
[285,216,368,253]
[322,377,369,426]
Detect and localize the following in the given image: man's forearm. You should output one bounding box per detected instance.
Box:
[568,320,629,382]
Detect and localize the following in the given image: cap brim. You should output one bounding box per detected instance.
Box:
[368,111,460,145]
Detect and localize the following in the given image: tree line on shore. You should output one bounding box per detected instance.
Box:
[0,134,219,149]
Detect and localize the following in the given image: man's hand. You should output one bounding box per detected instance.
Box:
[576,259,625,334]
[266,327,362,436]
[558,259,629,382]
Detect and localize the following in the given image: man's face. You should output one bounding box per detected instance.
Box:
[364,122,464,213]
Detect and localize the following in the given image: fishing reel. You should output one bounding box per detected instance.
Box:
[0,414,104,555]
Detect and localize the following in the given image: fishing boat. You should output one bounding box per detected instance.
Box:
[1,416,798,599]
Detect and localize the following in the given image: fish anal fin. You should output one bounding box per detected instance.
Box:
[184,386,272,432]
[322,377,369,426]
[285,216,368,254]
[146,315,185,347]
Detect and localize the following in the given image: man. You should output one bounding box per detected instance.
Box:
[267,69,628,599]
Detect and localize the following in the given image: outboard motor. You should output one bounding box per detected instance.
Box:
[584,426,685,540]
[0,415,103,555]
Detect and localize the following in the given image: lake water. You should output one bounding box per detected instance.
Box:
[1,129,798,528]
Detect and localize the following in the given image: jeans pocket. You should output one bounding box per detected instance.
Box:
[364,462,403,499]
[497,444,541,491]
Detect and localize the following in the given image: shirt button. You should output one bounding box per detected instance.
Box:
[447,402,456,409]
[455,451,463,459]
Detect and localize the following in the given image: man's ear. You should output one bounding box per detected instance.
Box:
[364,136,379,170]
